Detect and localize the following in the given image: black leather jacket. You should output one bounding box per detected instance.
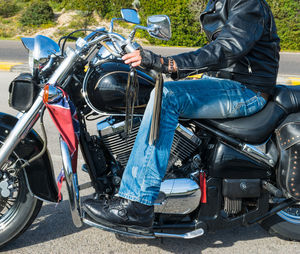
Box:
[171,0,280,94]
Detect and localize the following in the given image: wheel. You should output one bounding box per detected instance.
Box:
[260,205,300,241]
[0,153,43,248]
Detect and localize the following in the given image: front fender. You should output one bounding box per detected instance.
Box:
[0,112,59,202]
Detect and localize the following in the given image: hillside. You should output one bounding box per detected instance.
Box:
[0,0,299,50]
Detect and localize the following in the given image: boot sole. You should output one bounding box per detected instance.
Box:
[83,207,153,233]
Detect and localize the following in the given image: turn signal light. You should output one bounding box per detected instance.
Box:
[43,84,49,103]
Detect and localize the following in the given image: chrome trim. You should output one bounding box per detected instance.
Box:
[82,69,153,117]
[176,125,201,146]
[46,85,63,103]
[48,47,79,86]
[16,112,24,119]
[60,138,82,228]
[154,228,204,239]
[82,212,205,239]
[154,178,201,214]
[97,116,142,136]
[21,35,60,60]
[97,117,200,147]
[242,142,276,167]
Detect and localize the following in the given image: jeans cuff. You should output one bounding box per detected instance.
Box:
[117,192,155,206]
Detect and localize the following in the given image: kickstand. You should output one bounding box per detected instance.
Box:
[159,215,164,244]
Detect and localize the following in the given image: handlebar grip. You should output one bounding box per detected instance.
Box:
[123,42,141,53]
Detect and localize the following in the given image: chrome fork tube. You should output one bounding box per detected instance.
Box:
[0,47,80,169]
[0,92,45,169]
[48,47,79,86]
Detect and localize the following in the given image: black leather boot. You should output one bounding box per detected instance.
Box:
[83,197,154,229]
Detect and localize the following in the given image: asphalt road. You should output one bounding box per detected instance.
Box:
[0,71,300,254]
[0,40,299,76]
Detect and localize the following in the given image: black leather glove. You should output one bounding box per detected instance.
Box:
[140,48,169,73]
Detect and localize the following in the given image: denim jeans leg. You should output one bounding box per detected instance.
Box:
[118,77,267,205]
[118,86,180,205]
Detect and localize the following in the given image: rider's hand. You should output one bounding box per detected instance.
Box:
[122,48,177,73]
[122,48,164,72]
[122,50,142,67]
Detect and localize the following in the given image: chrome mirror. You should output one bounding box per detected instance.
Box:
[147,15,171,41]
[121,8,140,24]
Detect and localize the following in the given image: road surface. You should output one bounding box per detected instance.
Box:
[0,72,300,253]
[0,40,299,76]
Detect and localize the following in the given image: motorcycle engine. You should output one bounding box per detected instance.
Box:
[97,116,203,214]
[97,116,201,169]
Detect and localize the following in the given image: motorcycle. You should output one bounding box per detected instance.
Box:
[0,8,300,247]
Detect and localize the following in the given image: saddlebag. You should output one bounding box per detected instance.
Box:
[276,113,300,200]
[9,73,39,112]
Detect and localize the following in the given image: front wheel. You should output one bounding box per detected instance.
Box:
[0,155,42,248]
[260,206,300,241]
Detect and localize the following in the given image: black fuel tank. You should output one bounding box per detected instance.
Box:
[207,142,271,179]
[84,61,155,114]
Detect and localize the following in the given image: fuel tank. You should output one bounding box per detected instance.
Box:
[83,61,155,114]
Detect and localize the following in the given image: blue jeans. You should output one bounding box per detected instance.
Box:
[118,76,267,205]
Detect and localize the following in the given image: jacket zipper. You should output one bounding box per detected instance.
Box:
[245,56,253,74]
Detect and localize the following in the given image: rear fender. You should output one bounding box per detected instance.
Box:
[0,112,59,202]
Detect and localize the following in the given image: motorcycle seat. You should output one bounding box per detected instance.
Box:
[200,85,300,144]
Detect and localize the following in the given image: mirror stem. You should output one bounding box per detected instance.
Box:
[109,18,124,33]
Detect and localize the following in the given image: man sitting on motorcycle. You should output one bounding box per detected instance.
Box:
[84,0,280,229]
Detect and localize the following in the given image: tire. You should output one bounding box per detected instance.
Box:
[260,206,300,241]
[0,154,43,248]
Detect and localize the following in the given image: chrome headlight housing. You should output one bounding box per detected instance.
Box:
[21,35,61,75]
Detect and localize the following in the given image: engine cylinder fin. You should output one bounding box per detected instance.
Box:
[104,144,134,154]
[104,134,138,143]
[99,117,200,168]
[224,197,242,215]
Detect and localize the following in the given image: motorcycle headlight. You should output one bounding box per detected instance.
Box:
[21,35,61,75]
[28,51,38,75]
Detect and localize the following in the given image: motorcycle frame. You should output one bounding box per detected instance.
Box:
[0,28,293,233]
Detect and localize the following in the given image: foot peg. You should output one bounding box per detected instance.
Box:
[82,211,205,239]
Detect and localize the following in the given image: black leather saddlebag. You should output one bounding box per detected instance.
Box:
[276,113,300,200]
[9,73,39,112]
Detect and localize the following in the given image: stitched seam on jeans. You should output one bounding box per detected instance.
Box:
[139,144,156,192]
[231,95,258,115]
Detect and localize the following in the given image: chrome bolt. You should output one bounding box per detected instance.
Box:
[240,182,247,191]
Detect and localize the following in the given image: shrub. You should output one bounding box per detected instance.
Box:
[20,1,54,26]
[267,0,300,50]
[62,0,112,18]
[49,0,65,11]
[139,0,207,47]
[138,0,299,50]
[0,0,19,18]
[107,0,133,18]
